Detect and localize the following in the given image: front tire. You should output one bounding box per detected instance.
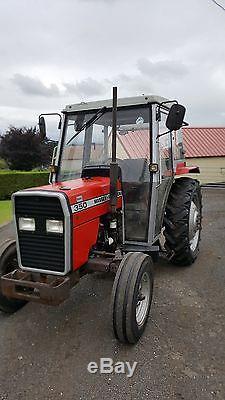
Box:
[0,240,27,313]
[164,178,202,266]
[111,252,154,344]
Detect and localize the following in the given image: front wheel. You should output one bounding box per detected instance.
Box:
[0,240,27,313]
[111,252,154,344]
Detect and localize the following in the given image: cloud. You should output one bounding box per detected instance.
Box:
[137,58,188,81]
[81,0,116,2]
[0,0,225,129]
[12,74,61,97]
[64,78,106,97]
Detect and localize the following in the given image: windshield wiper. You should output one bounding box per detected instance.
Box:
[66,106,107,145]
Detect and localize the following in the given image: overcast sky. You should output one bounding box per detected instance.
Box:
[0,0,225,136]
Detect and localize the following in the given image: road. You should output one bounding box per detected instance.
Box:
[0,188,224,400]
[0,221,14,241]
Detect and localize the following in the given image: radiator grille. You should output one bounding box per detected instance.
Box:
[15,195,65,273]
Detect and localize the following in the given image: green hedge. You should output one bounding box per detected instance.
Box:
[0,171,49,200]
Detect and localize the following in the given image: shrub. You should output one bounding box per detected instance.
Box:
[0,158,8,169]
[0,126,57,171]
[0,171,49,200]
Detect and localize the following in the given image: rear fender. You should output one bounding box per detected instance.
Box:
[175,161,200,175]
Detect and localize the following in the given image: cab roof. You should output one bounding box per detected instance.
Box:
[64,94,171,113]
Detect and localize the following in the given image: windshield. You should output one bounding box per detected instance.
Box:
[58,106,151,181]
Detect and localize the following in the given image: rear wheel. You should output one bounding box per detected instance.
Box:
[0,240,27,313]
[111,252,154,344]
[164,178,202,266]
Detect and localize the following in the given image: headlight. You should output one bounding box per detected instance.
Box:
[19,217,35,231]
[46,219,63,234]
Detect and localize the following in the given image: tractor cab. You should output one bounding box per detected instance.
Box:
[52,93,185,250]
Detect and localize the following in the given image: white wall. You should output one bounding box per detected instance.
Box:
[185,157,225,184]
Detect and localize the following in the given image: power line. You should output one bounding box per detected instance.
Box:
[210,0,225,11]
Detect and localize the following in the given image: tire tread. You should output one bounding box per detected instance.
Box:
[164,178,202,266]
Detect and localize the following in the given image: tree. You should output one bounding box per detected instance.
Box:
[0,126,57,171]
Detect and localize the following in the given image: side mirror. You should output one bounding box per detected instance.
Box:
[166,104,186,131]
[39,116,46,139]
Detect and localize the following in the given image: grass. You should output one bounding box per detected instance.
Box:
[0,200,12,225]
[0,170,48,174]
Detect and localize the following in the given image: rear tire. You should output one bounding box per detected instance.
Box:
[111,252,154,344]
[164,178,202,266]
[0,240,27,313]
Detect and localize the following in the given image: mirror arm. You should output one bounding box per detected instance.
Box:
[157,121,189,139]
[156,130,171,140]
[156,100,178,121]
[156,123,188,140]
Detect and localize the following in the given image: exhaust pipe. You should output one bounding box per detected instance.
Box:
[110,87,119,214]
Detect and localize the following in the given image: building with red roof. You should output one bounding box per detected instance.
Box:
[183,127,225,158]
[183,127,225,184]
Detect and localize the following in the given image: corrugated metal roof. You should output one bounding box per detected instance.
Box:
[183,127,225,158]
[118,131,150,159]
[118,127,225,159]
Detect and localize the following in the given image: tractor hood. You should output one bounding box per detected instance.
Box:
[29,177,112,206]
[19,177,122,226]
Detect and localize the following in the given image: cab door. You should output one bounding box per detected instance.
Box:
[154,108,174,236]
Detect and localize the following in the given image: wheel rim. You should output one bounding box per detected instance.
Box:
[189,201,200,252]
[136,272,151,327]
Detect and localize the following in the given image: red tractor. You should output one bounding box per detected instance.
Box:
[0,88,202,343]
